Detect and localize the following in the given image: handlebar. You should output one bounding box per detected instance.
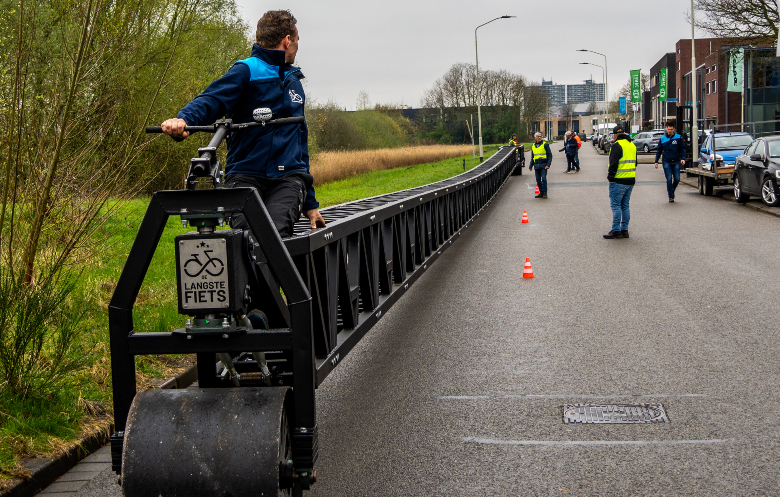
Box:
[145,116,305,134]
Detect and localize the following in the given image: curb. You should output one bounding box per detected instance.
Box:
[0,422,112,497]
[679,176,780,219]
[0,363,198,497]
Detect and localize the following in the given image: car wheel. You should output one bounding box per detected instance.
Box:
[734,175,750,203]
[643,144,649,153]
[761,177,780,206]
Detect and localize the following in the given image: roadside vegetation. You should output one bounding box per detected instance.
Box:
[311,144,474,185]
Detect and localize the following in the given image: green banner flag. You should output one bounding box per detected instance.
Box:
[659,68,668,101]
[630,69,641,102]
[728,49,744,92]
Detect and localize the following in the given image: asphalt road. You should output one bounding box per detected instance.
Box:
[53,143,780,496]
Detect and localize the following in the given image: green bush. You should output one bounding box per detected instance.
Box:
[307,104,413,154]
[0,267,85,400]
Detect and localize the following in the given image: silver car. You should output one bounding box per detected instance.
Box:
[633,131,665,153]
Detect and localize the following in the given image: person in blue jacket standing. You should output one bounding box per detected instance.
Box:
[654,122,687,202]
[160,10,325,236]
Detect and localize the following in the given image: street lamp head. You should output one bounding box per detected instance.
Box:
[501,15,516,18]
[577,49,587,52]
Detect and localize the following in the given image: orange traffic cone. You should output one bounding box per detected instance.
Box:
[534,185,540,194]
[521,210,529,223]
[522,257,535,279]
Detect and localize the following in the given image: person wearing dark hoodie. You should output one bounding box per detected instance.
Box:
[653,122,687,202]
[559,131,579,173]
[604,124,637,239]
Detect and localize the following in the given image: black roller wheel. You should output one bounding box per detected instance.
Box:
[703,176,714,196]
[761,177,780,206]
[122,387,294,496]
[734,175,750,203]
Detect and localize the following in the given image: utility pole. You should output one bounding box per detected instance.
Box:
[691,0,699,166]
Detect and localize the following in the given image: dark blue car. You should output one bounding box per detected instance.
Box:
[699,132,754,170]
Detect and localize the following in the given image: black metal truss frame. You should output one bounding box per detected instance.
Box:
[286,147,520,383]
[108,145,520,475]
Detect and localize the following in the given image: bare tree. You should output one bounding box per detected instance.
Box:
[356,91,371,111]
[694,0,779,43]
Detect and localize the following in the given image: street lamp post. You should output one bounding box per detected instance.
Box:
[580,62,604,137]
[578,49,608,133]
[475,15,515,162]
[691,0,698,167]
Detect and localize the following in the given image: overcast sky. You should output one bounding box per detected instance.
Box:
[235,0,696,109]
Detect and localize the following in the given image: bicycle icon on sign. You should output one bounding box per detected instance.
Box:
[183,250,225,277]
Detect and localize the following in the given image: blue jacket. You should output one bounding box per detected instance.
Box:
[177,44,318,211]
[654,133,687,163]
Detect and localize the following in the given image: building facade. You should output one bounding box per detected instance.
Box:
[649,53,677,129]
[567,78,605,104]
[539,78,606,107]
[540,79,566,107]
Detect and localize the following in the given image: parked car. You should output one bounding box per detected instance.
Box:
[585,134,593,141]
[599,133,614,152]
[633,131,665,153]
[699,132,754,170]
[733,135,780,206]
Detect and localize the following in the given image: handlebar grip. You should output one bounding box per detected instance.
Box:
[268,116,305,126]
[145,126,163,133]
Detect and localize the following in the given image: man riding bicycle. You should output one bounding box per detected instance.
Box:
[160,9,325,238]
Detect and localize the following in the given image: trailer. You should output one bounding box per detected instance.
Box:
[108,113,520,495]
[684,165,734,196]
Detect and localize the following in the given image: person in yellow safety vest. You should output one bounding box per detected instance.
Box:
[604,124,636,239]
[509,134,518,147]
[528,132,552,198]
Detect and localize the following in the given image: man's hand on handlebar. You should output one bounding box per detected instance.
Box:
[161,118,189,139]
[304,209,326,229]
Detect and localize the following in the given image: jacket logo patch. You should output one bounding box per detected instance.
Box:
[289,90,303,104]
[672,140,677,144]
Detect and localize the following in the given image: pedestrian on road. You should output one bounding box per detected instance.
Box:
[654,122,687,203]
[529,132,552,198]
[509,134,518,147]
[559,131,578,173]
[604,124,637,239]
[573,130,582,170]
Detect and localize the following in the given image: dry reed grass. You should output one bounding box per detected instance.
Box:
[310,144,474,185]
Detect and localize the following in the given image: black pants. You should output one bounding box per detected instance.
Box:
[225,174,306,238]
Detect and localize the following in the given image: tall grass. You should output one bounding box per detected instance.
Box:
[311,144,474,185]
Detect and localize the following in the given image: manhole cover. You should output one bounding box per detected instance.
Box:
[563,404,669,424]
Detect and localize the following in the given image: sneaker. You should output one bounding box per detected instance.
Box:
[535,193,544,198]
[621,231,629,238]
[247,310,269,329]
[603,230,623,239]
[542,193,548,198]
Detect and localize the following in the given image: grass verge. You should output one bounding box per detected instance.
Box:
[0,144,504,481]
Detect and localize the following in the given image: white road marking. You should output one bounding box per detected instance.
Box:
[437,394,705,400]
[463,437,732,446]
